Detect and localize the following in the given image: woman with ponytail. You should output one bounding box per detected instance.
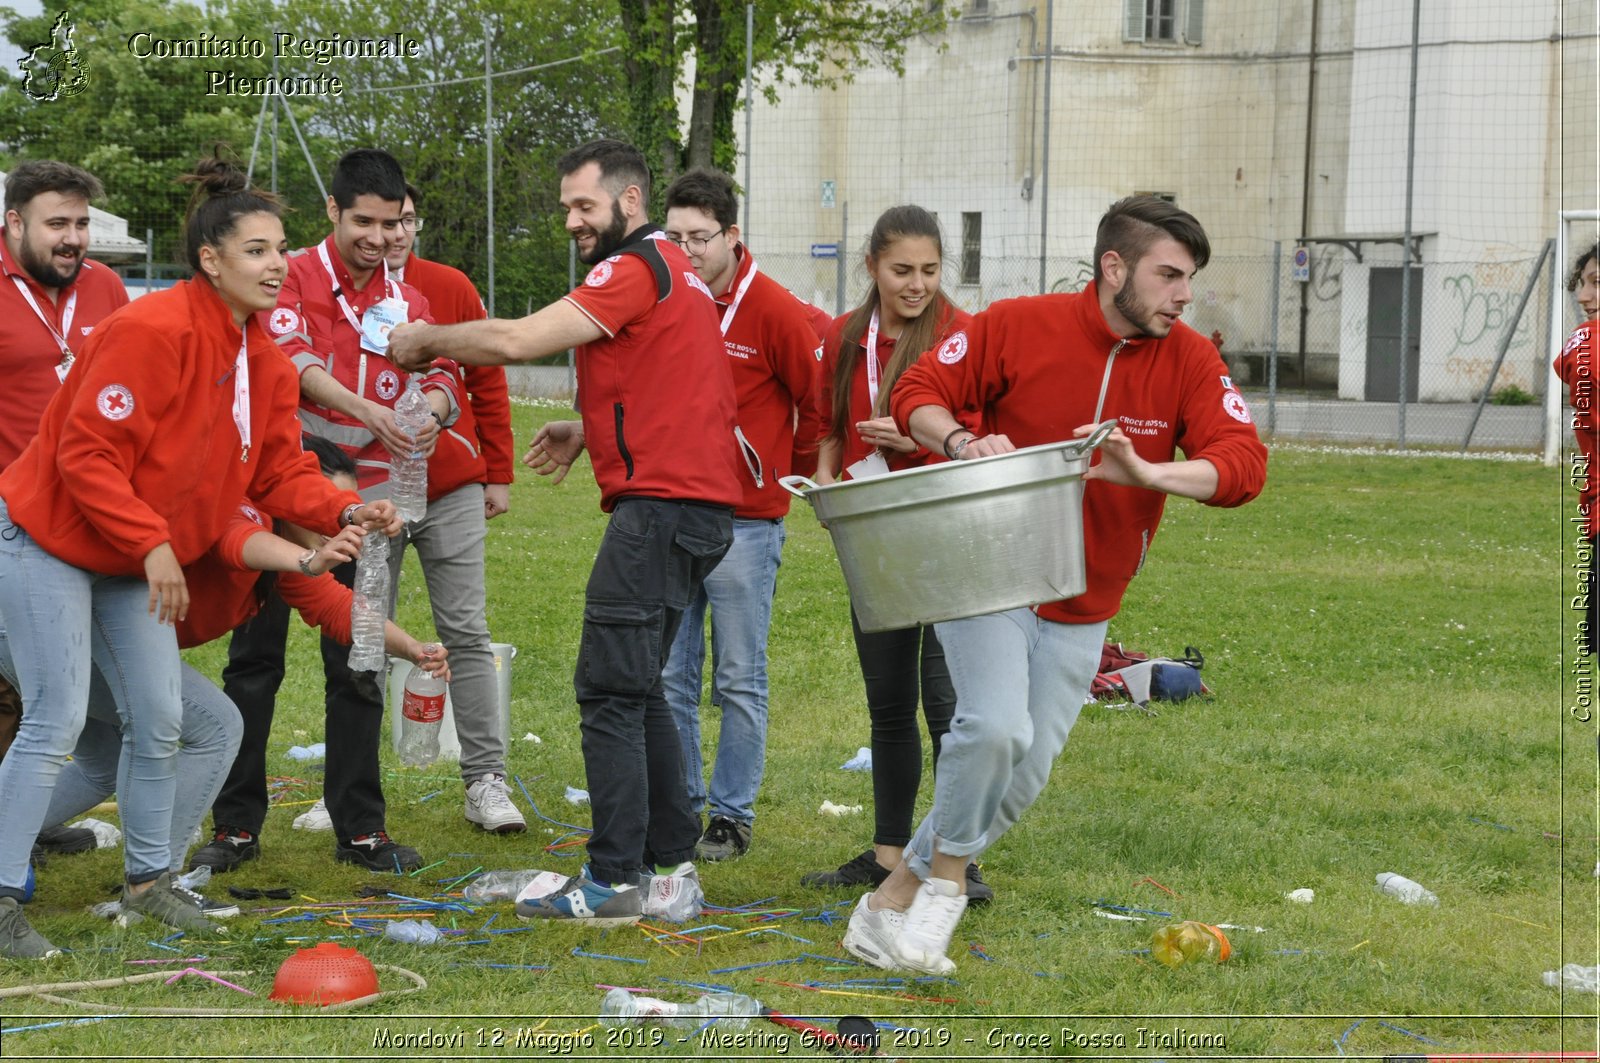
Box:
[800,206,990,901]
[0,151,397,957]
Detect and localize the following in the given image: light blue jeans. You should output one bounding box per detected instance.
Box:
[3,651,242,874]
[663,517,785,826]
[386,482,505,782]
[902,608,1108,881]
[0,497,183,894]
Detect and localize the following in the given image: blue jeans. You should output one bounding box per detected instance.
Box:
[0,497,183,895]
[902,608,1108,881]
[663,517,784,826]
[0,641,243,874]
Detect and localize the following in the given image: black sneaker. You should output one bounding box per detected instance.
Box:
[801,849,893,888]
[335,831,422,873]
[188,829,260,873]
[35,823,97,855]
[695,815,751,861]
[965,862,994,906]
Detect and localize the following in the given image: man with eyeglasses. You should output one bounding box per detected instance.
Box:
[193,148,481,876]
[657,168,824,862]
[368,183,524,834]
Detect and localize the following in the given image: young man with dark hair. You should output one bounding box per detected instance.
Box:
[389,138,742,923]
[658,167,823,860]
[357,183,525,833]
[193,149,480,874]
[840,195,1268,974]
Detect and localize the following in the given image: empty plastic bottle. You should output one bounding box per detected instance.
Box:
[389,375,431,523]
[347,531,389,672]
[1149,920,1232,968]
[1375,872,1439,906]
[398,651,446,767]
[462,869,567,904]
[599,988,762,1028]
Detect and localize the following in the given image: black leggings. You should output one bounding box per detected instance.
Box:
[849,605,956,848]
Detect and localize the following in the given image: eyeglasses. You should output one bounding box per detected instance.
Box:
[398,216,424,233]
[667,228,725,255]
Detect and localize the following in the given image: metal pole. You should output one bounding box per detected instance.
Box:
[1461,240,1551,451]
[1296,0,1321,383]
[1036,0,1054,294]
[278,99,326,202]
[836,202,848,317]
[270,44,279,195]
[567,240,577,394]
[1396,0,1421,449]
[144,226,153,297]
[743,3,754,240]
[245,91,270,184]
[485,19,496,318]
[1268,241,1281,437]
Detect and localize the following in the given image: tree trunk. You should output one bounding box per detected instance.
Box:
[617,0,684,198]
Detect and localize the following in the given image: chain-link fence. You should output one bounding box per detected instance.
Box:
[3,0,1595,452]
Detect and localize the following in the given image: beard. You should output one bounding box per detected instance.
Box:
[577,200,630,265]
[19,236,84,289]
[1113,283,1169,338]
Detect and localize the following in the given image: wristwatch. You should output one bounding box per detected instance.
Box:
[340,502,362,527]
[296,548,318,577]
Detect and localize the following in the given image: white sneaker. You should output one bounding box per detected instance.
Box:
[465,774,527,833]
[890,877,965,975]
[292,798,332,832]
[641,862,703,923]
[842,892,906,970]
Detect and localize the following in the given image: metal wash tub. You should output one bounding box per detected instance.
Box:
[782,422,1114,632]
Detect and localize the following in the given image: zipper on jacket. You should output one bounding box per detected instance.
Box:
[1091,339,1127,426]
[614,403,634,480]
[733,425,764,489]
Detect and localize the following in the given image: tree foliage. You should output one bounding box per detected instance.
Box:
[0,0,627,312]
[650,1,955,178]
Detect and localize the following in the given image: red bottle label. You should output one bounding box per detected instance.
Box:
[403,688,445,724]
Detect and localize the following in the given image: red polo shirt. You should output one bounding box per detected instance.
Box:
[0,240,129,468]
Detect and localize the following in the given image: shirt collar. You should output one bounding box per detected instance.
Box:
[1074,279,1152,353]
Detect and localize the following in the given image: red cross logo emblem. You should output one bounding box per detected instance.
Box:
[268,308,299,336]
[96,384,134,421]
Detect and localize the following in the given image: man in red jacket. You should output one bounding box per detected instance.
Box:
[840,196,1269,974]
[390,139,742,924]
[658,168,822,861]
[194,149,465,875]
[368,184,523,833]
[0,161,129,470]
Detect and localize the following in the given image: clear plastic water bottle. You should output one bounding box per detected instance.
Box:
[347,531,389,672]
[1375,871,1439,906]
[599,988,762,1028]
[389,375,431,523]
[398,651,446,767]
[1149,920,1232,968]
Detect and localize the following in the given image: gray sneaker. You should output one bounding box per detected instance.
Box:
[116,872,227,936]
[0,895,60,959]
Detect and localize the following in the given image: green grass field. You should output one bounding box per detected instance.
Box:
[0,401,1593,1060]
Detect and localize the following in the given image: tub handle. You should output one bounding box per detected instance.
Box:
[779,474,820,500]
[1065,419,1118,456]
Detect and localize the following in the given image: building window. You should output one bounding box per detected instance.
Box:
[961,212,982,286]
[1124,0,1203,45]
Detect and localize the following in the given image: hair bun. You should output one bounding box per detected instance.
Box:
[179,149,249,201]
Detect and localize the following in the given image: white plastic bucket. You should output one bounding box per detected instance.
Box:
[387,642,515,761]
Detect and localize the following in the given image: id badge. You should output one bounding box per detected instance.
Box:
[360,298,407,354]
[845,451,891,481]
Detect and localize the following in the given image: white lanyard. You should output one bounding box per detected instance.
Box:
[864,308,883,408]
[316,242,394,334]
[12,275,77,371]
[232,330,251,461]
[719,255,759,337]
